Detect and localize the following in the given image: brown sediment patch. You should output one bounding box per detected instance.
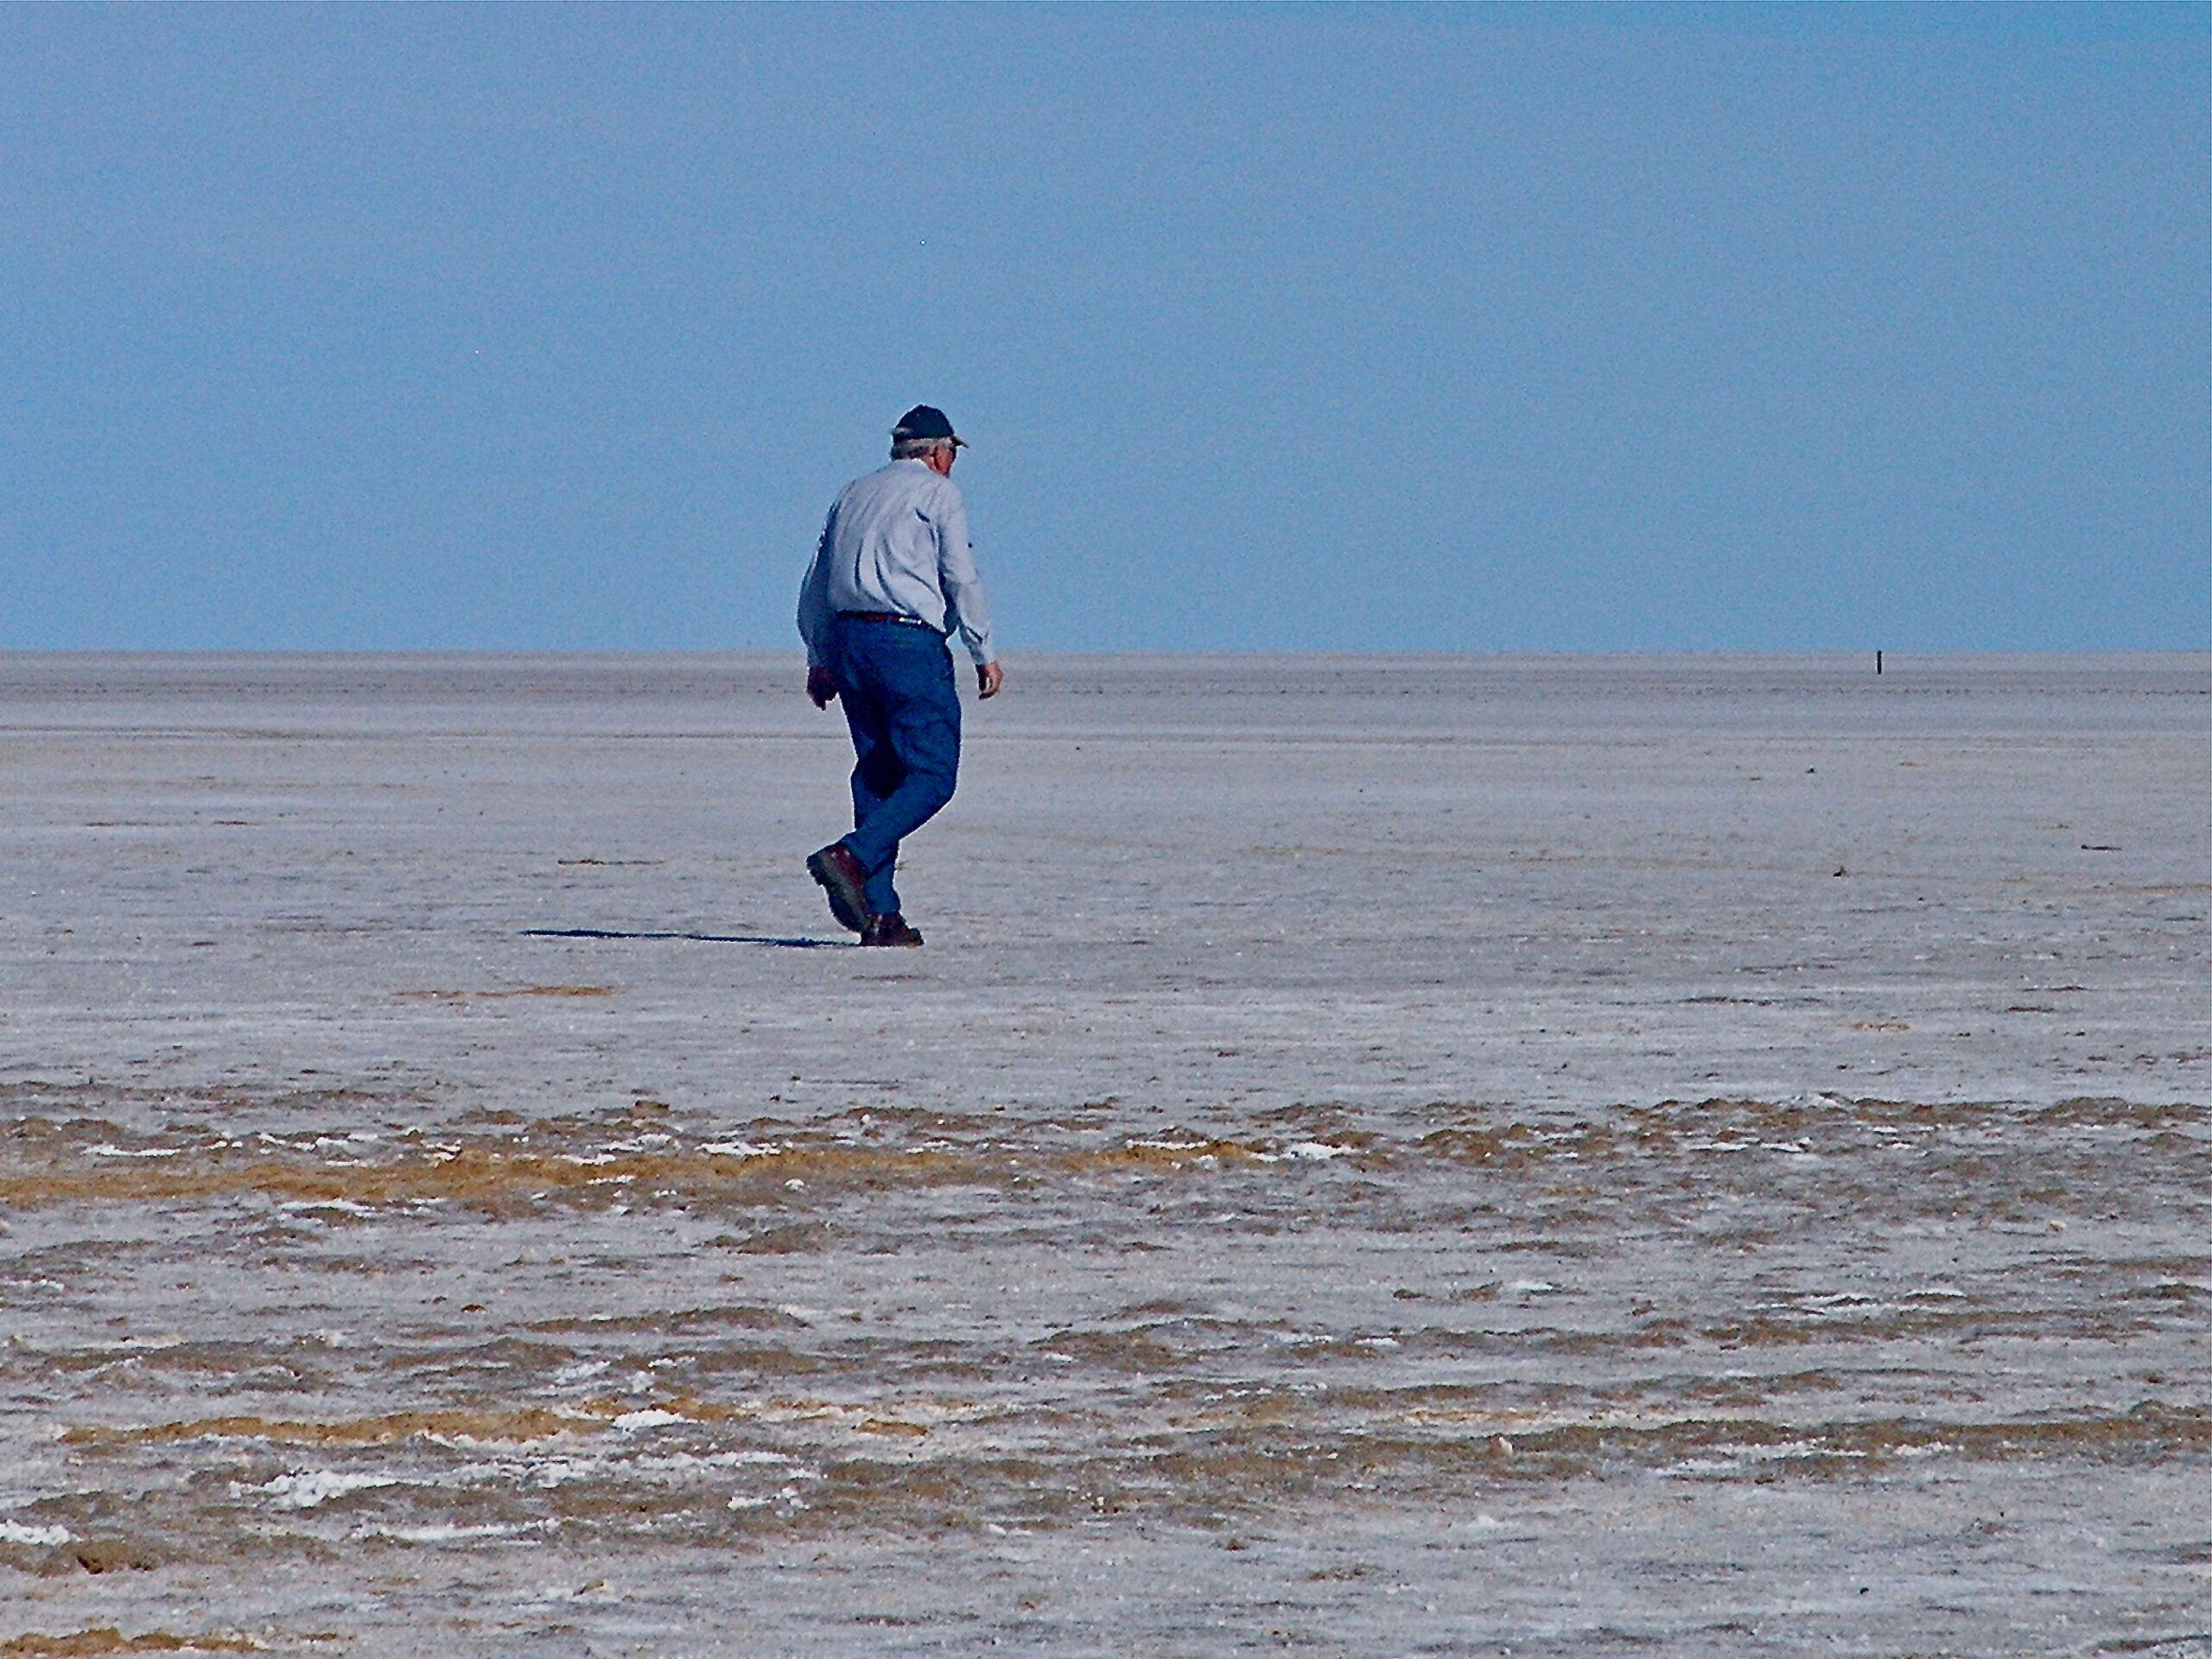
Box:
[1417,1120,1624,1167]
[728,1223,830,1255]
[62,1393,966,1450]
[635,1392,964,1435]
[1035,1327,1182,1372]
[674,1344,832,1378]
[394,984,621,1001]
[7,1339,339,1382]
[1074,1137,1266,1170]
[1697,1306,2150,1346]
[679,1403,2212,1526]
[1248,1103,1377,1135]
[0,1142,967,1211]
[27,1540,162,1576]
[2031,1097,2208,1129]
[858,1418,932,1438]
[1513,1403,2212,1470]
[846,1406,2212,1506]
[880,1401,2212,1471]
[0,1133,1328,1212]
[1597,1093,2212,1154]
[527,1303,810,1335]
[62,1402,620,1449]
[43,1402,2212,1547]
[8,1094,2203,1224]
[0,1636,263,1656]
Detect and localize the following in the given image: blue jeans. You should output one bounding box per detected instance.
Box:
[830,615,961,917]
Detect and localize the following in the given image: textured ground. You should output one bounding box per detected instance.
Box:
[1,652,2208,1656]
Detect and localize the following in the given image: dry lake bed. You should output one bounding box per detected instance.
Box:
[2,652,2208,1656]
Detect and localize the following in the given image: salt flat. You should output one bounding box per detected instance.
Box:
[1,653,2207,1656]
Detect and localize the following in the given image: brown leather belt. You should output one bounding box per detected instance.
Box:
[838,611,939,632]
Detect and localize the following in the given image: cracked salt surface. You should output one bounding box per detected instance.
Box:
[2,652,2209,1655]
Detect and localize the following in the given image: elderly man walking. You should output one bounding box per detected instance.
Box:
[798,405,1003,946]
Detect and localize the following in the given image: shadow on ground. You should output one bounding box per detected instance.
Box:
[522,927,844,950]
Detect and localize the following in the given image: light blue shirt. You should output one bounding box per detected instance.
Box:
[797,459,997,668]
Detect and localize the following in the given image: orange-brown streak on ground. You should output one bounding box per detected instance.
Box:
[0,1137,1300,1211]
[0,1634,266,1656]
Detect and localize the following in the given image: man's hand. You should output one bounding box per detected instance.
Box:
[976,660,1004,700]
[806,666,838,709]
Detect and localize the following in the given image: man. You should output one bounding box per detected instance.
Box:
[797,405,1003,947]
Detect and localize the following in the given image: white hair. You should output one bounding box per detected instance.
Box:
[892,435,954,461]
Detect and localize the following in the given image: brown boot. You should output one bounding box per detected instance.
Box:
[861,912,925,948]
[805,842,869,934]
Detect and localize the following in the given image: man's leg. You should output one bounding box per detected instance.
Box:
[806,620,895,932]
[841,631,960,912]
[843,707,907,918]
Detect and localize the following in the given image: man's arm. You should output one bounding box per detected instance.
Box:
[797,511,838,705]
[934,487,999,689]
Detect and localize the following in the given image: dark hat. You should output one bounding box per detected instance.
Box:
[892,404,965,447]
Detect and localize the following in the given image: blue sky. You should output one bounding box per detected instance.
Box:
[2,3,2203,652]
